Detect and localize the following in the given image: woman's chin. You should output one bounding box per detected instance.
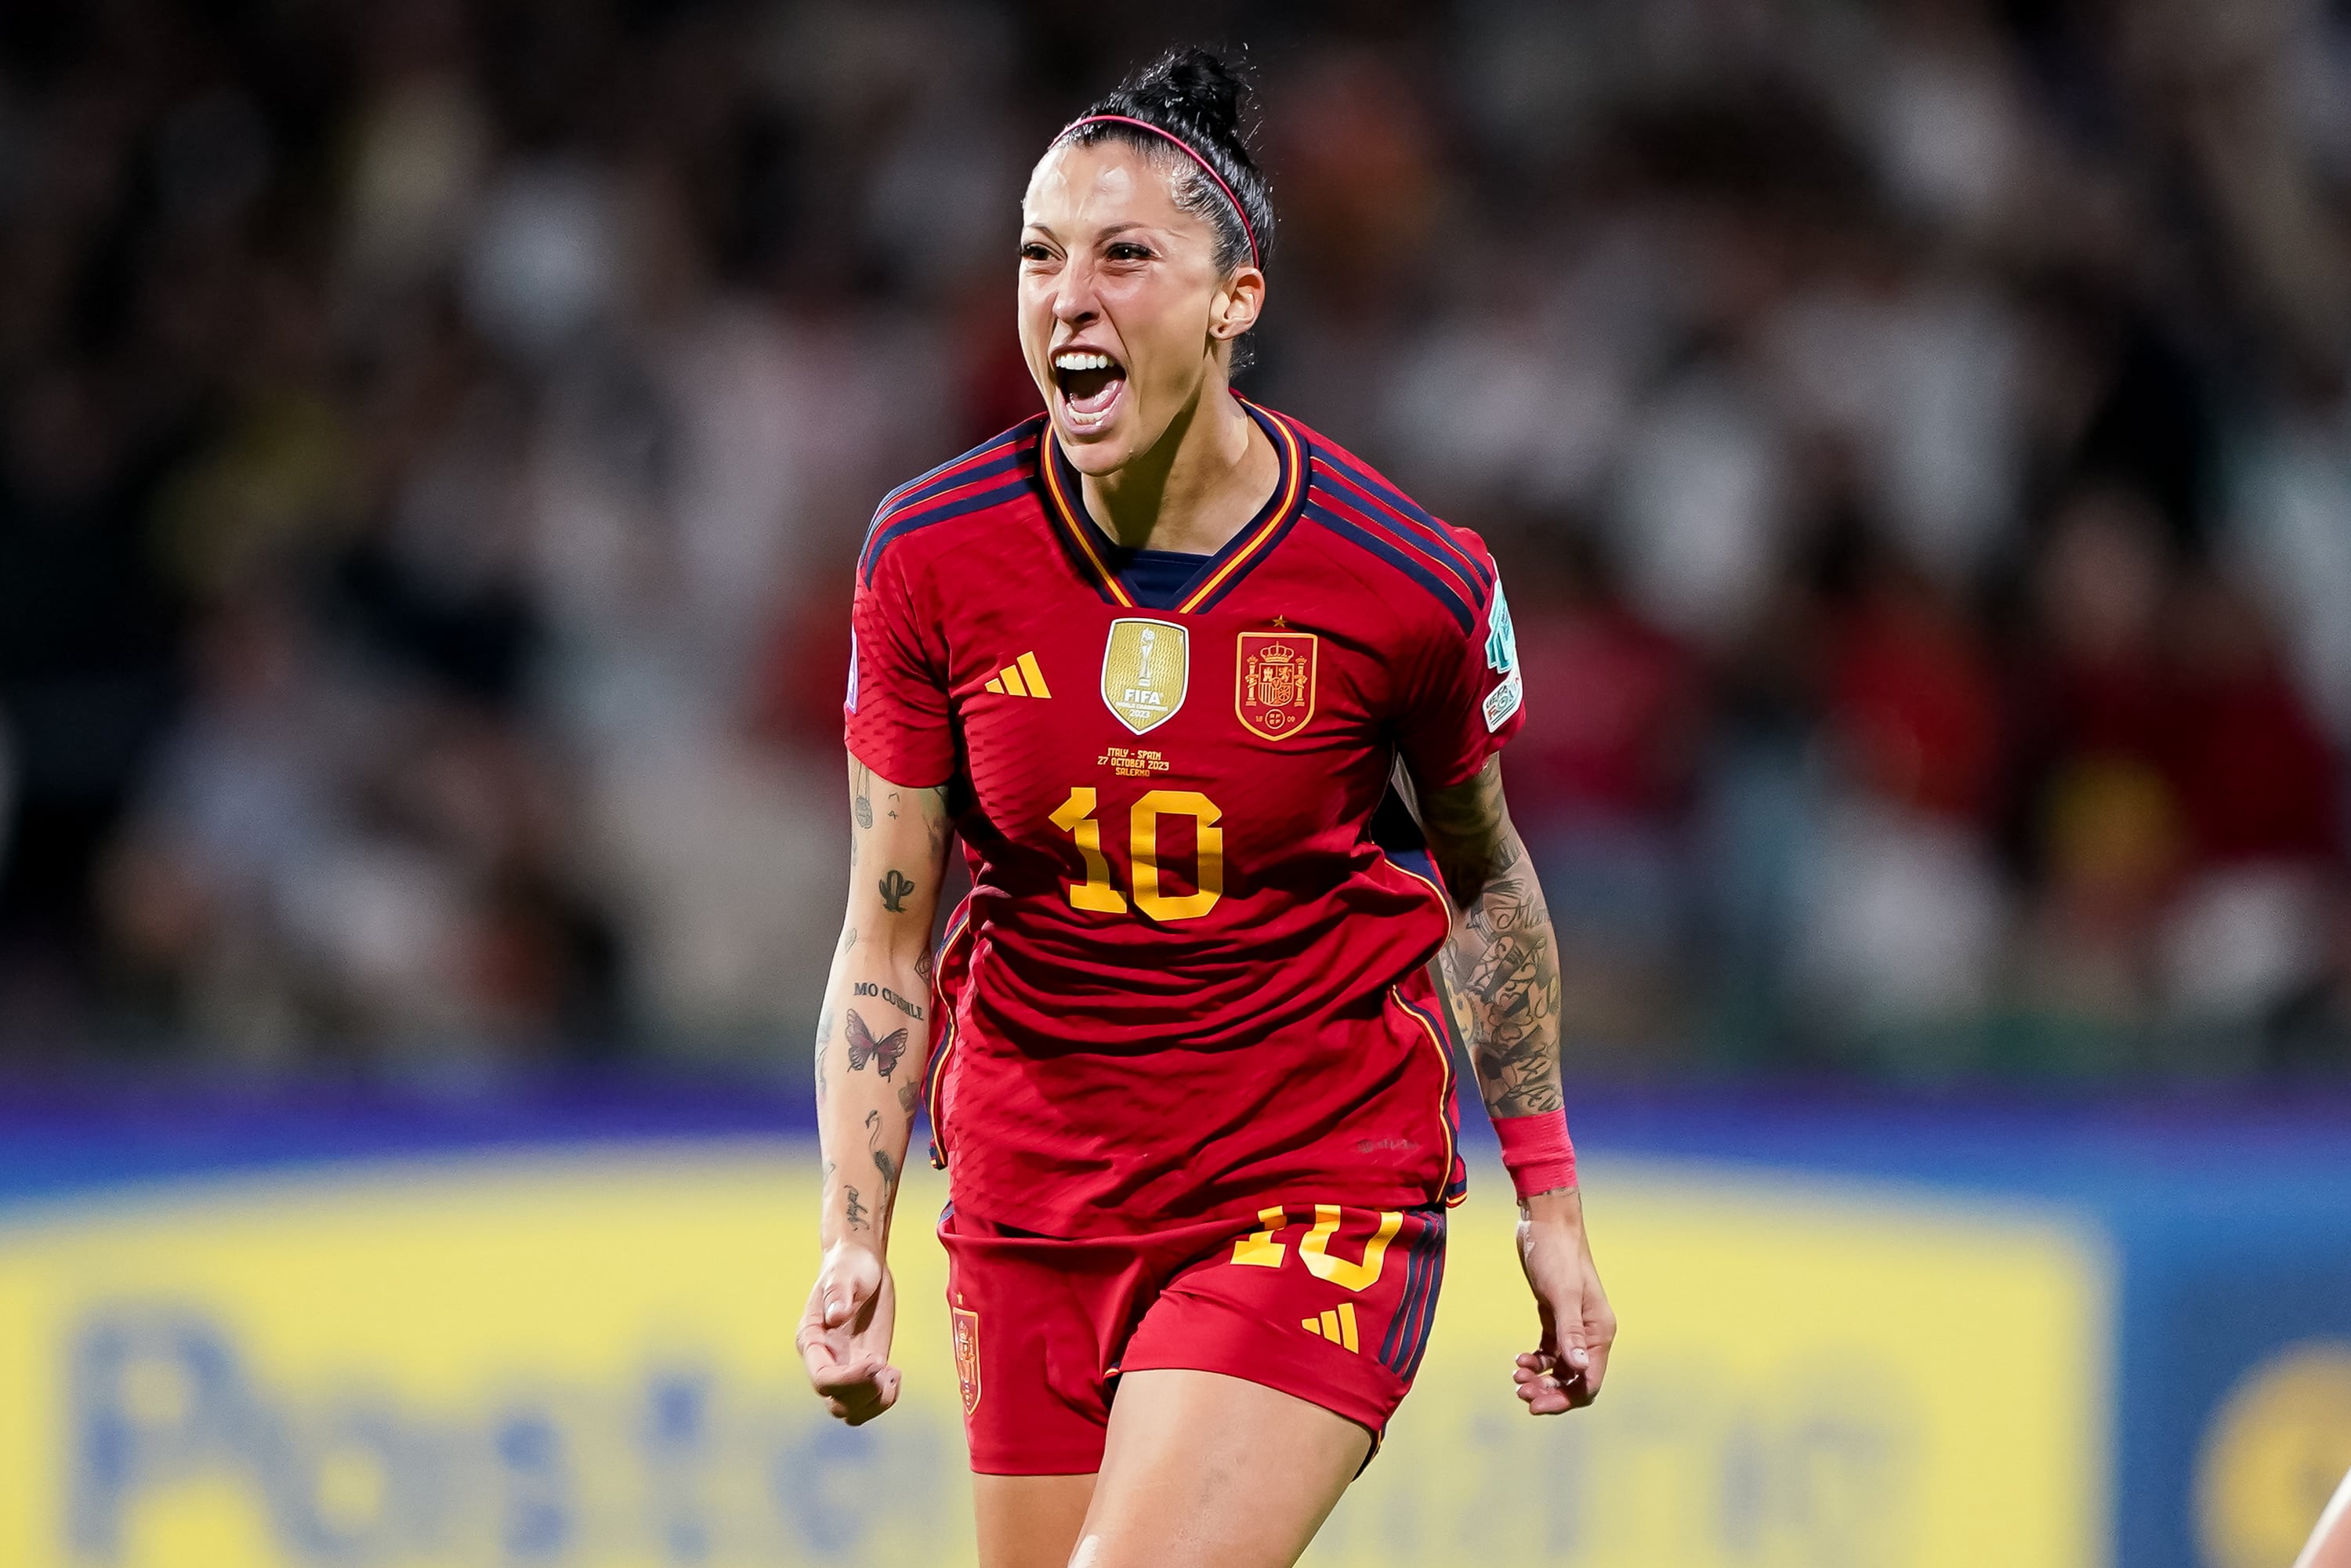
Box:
[1055,404,1142,469]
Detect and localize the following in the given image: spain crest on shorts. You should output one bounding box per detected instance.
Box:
[1100,617,1187,734]
[1235,631,1318,741]
[951,1305,982,1415]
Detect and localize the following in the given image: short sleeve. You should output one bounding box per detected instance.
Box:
[843,545,957,787]
[1395,541,1525,791]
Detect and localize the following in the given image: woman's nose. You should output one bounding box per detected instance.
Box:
[1052,259,1099,324]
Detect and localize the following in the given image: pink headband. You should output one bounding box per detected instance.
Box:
[1060,113,1261,271]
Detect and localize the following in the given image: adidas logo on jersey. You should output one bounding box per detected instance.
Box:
[1300,1303,1360,1353]
[984,653,1052,698]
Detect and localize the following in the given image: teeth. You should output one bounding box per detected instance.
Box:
[1055,351,1115,371]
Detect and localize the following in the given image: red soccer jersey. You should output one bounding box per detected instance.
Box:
[846,397,1524,1237]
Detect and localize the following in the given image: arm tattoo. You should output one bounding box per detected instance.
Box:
[878,869,915,911]
[897,1081,918,1114]
[1419,760,1565,1118]
[844,1009,907,1077]
[866,1106,902,1209]
[1439,876,1564,1115]
[842,1185,868,1230]
[853,980,926,1021]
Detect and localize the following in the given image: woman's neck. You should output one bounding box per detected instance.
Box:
[1079,382,1278,555]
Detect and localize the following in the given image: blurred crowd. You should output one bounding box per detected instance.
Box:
[2,0,2349,1077]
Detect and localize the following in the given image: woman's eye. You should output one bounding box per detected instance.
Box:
[1020,243,1054,262]
[1107,243,1151,261]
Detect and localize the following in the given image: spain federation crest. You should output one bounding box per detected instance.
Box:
[1236,630,1319,741]
[1101,617,1188,734]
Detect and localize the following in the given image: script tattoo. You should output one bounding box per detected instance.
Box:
[842,1185,868,1230]
[853,980,926,1021]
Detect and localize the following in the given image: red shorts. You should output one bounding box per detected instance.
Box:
[938,1200,1449,1475]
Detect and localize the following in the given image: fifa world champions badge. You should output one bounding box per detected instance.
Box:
[951,1306,983,1416]
[1236,630,1319,741]
[1100,617,1188,734]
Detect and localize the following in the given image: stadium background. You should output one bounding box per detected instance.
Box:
[2,1,2349,1564]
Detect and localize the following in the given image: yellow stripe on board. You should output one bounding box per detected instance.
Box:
[0,1148,2108,1568]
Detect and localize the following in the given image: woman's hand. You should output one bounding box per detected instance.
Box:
[798,1240,902,1425]
[1512,1187,1614,1414]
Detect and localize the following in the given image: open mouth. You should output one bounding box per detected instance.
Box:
[1052,348,1127,429]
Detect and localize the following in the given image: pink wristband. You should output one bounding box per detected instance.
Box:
[1494,1110,1577,1200]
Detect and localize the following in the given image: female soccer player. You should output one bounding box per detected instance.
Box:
[797,48,1614,1568]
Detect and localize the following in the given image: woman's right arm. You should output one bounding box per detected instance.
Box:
[797,753,952,1425]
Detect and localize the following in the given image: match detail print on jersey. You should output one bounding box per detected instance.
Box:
[1100,617,1188,734]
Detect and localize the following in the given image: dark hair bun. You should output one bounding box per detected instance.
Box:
[1127,48,1246,148]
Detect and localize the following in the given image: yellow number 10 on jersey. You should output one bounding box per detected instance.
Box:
[1049,788,1223,921]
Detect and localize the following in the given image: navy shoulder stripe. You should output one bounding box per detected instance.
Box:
[1309,452,1492,604]
[860,475,1037,583]
[1304,500,1476,635]
[859,425,1041,581]
[870,419,1035,519]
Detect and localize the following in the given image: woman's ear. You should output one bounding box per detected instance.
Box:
[1212,267,1266,342]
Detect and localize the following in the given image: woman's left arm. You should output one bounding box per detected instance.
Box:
[1415,755,1616,1414]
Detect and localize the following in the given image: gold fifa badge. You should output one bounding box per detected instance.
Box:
[951,1305,982,1415]
[1100,618,1188,734]
[1236,630,1318,741]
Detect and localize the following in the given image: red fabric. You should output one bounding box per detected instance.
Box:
[2167,663,2342,866]
[1493,1109,1577,1199]
[1827,595,2001,821]
[851,406,1515,1235]
[1507,600,1696,823]
[940,1202,1448,1473]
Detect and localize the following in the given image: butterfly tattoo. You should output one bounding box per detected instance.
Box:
[845,1009,907,1079]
